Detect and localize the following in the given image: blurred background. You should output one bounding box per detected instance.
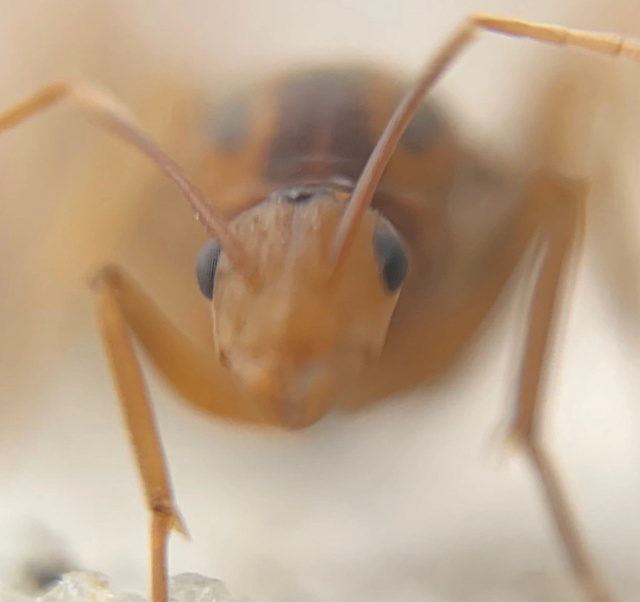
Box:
[1,1,640,601]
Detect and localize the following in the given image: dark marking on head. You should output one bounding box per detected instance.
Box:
[373,222,409,292]
[265,68,376,184]
[273,185,340,205]
[282,187,320,203]
[400,101,443,153]
[211,92,253,154]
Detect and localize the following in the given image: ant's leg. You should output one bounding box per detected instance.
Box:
[91,266,266,602]
[509,174,613,602]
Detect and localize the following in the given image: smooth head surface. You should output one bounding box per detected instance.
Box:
[211,188,405,428]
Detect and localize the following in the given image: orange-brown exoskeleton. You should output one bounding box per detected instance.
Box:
[1,14,640,602]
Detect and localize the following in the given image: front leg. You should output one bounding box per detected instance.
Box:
[92,265,268,424]
[91,266,267,602]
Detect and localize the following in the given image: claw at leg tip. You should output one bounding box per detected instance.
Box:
[172,513,190,540]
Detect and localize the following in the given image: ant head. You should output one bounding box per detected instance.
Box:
[196,186,408,428]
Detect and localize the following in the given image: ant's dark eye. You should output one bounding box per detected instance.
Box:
[373,224,409,293]
[196,240,222,299]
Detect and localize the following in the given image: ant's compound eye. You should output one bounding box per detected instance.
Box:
[196,240,222,299]
[373,224,409,293]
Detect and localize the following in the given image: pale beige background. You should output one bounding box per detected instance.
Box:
[1,1,640,602]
